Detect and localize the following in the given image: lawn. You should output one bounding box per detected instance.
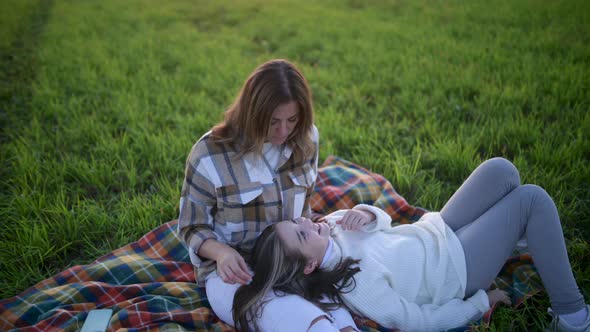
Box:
[1,0,589,330]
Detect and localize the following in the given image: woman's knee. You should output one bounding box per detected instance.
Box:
[481,157,520,186]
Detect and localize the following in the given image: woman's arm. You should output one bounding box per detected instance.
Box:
[198,239,251,284]
[300,125,320,218]
[177,141,250,284]
[177,144,219,267]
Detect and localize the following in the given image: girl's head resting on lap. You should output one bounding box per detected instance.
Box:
[232,220,360,331]
[211,59,315,162]
[275,217,331,274]
[232,223,309,330]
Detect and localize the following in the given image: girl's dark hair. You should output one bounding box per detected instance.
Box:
[232,224,360,331]
[211,59,314,163]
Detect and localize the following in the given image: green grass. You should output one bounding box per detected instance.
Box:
[1,0,589,330]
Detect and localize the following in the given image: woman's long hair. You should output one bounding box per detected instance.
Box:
[232,224,360,331]
[210,59,315,163]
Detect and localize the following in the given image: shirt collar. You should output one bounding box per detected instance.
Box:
[262,143,293,169]
[278,144,293,167]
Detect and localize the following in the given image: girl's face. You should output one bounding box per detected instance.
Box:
[267,101,299,145]
[275,217,330,270]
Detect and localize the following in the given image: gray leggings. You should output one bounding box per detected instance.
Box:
[440,158,585,314]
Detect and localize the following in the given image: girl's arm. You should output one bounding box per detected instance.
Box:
[348,276,489,332]
[324,204,392,232]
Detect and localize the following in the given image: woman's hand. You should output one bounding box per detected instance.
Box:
[486,289,511,307]
[215,246,252,285]
[199,239,252,285]
[336,209,375,231]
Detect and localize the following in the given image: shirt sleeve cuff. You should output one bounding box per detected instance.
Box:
[187,229,217,267]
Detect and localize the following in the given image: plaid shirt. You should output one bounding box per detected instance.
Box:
[178,126,319,286]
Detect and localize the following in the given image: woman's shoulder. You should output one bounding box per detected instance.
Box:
[187,131,236,162]
[311,124,319,143]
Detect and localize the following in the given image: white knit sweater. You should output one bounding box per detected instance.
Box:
[321,205,490,332]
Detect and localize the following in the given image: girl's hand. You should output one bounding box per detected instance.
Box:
[336,209,375,231]
[486,289,511,307]
[216,246,252,285]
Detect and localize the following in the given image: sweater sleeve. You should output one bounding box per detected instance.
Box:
[347,275,489,332]
[353,204,392,232]
[323,204,392,232]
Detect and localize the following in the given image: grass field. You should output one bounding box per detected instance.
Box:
[1,0,589,330]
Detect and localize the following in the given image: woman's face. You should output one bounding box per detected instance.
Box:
[267,101,299,145]
[275,217,330,267]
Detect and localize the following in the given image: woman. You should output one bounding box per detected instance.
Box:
[177,59,343,331]
[236,157,590,332]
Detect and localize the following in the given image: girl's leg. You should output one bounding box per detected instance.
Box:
[456,184,585,314]
[440,157,521,231]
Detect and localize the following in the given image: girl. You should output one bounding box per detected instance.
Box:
[234,157,589,332]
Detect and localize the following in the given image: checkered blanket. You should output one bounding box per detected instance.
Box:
[0,156,543,332]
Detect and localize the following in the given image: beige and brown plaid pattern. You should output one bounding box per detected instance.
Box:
[178,128,319,285]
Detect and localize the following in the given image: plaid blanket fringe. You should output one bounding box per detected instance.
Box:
[0,156,543,332]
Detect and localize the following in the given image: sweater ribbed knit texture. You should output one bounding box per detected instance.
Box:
[322,205,490,332]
